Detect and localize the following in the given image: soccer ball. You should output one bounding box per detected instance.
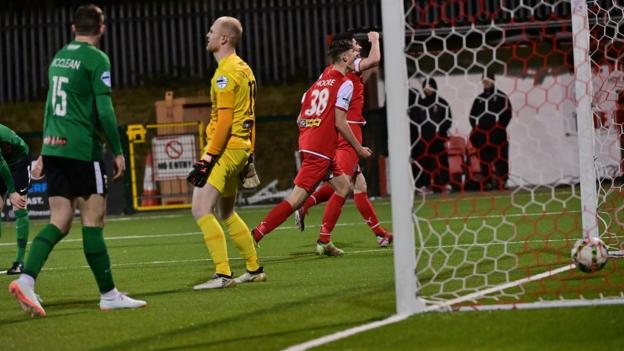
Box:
[571,237,609,273]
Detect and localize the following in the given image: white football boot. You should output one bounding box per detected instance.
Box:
[234,267,267,284]
[9,279,46,317]
[100,292,147,311]
[193,274,237,290]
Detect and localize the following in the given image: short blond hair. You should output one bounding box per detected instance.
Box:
[217,16,243,47]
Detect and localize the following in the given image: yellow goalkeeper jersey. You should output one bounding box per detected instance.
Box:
[205,53,256,154]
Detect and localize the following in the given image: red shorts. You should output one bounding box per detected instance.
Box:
[336,123,363,149]
[332,146,360,177]
[294,152,333,193]
[334,123,363,177]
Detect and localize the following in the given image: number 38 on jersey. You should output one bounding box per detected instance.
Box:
[304,88,329,117]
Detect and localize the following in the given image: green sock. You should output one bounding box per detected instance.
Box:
[0,215,2,239]
[24,224,65,279]
[14,209,29,264]
[82,226,115,294]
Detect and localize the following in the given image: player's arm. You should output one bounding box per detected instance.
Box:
[93,59,125,179]
[334,80,372,158]
[357,31,381,72]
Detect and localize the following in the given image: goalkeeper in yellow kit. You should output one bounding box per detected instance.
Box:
[187,16,264,289]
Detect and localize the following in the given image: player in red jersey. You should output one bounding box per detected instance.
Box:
[251,39,372,255]
[295,31,394,248]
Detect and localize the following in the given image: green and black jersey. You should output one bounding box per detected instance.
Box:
[42,40,122,162]
[0,124,29,193]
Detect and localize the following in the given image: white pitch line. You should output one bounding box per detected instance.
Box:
[0,248,391,275]
[282,314,409,351]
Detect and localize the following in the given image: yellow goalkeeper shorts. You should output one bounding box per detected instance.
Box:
[207,148,250,197]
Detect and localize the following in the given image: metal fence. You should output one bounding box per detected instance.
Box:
[0,0,382,103]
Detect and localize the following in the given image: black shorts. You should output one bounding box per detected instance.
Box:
[0,158,30,196]
[43,155,107,198]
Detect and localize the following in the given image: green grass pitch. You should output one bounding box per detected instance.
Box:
[1,196,623,350]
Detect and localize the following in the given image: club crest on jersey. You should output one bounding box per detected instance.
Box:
[216,76,229,89]
[101,71,111,87]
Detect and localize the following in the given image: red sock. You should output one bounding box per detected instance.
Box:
[254,200,293,242]
[354,192,387,236]
[302,183,334,214]
[318,194,346,243]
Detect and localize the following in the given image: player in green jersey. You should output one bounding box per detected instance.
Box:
[9,4,146,317]
[0,124,31,275]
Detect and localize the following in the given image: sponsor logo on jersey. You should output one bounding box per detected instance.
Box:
[67,44,81,50]
[43,136,67,146]
[101,71,112,87]
[298,118,321,128]
[216,75,228,89]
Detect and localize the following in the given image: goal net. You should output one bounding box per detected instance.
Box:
[383,0,624,313]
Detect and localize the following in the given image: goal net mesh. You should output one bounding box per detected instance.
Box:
[404,0,624,309]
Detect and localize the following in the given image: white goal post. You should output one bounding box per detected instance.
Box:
[383,0,624,315]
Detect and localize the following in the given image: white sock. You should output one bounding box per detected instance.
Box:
[18,274,35,289]
[101,288,119,300]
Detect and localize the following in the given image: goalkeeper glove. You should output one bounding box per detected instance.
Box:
[187,158,217,188]
[241,154,261,189]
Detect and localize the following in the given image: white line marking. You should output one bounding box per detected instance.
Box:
[0,248,391,274]
[282,314,409,351]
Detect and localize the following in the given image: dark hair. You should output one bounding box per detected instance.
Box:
[328,39,353,63]
[73,4,104,36]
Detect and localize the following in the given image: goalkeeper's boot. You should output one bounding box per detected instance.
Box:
[193,274,237,290]
[234,267,267,284]
[9,279,46,317]
[315,241,344,256]
[6,261,24,275]
[376,231,394,248]
[100,292,147,311]
[294,208,306,232]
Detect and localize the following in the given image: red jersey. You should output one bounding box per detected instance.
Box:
[298,67,353,159]
[346,59,365,124]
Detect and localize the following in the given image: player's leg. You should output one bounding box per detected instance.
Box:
[252,153,330,243]
[9,196,73,317]
[8,160,32,274]
[220,195,266,284]
[78,193,146,309]
[191,176,236,290]
[217,149,265,284]
[315,174,352,256]
[296,182,334,229]
[252,185,309,243]
[352,173,393,247]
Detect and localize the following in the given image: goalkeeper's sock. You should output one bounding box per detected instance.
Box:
[318,194,346,244]
[23,224,65,279]
[354,192,388,236]
[253,200,293,242]
[14,209,29,264]
[224,212,260,272]
[302,183,334,215]
[82,226,115,294]
[197,214,231,276]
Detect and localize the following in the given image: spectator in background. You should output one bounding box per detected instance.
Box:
[468,72,513,190]
[410,77,452,193]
